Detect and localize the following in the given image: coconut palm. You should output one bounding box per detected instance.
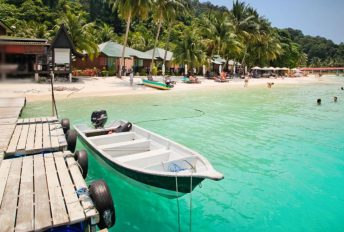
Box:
[174,28,206,72]
[57,11,98,58]
[96,22,118,43]
[150,0,185,70]
[230,1,259,72]
[109,0,152,77]
[197,11,242,71]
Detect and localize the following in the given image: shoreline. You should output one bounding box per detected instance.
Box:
[0,75,342,103]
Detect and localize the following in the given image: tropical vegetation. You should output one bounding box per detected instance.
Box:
[0,0,343,70]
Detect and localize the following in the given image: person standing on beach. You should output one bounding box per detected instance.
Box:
[244,75,249,87]
[129,71,134,86]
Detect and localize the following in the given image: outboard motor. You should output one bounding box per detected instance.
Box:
[91,110,108,128]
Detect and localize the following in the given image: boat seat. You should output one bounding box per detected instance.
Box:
[90,132,136,146]
[99,139,151,157]
[145,156,198,172]
[116,149,170,167]
[98,138,150,150]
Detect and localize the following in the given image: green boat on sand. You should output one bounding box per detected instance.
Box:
[143,79,174,90]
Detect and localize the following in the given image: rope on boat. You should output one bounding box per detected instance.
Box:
[134,108,205,124]
[175,172,181,232]
[171,161,196,232]
[189,170,193,232]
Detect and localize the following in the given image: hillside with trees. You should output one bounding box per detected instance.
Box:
[1,0,343,69]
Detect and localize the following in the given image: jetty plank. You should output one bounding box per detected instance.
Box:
[0,98,26,161]
[42,123,51,150]
[54,152,85,223]
[16,156,34,232]
[16,124,30,152]
[0,124,16,152]
[66,152,99,220]
[34,155,52,230]
[44,153,69,226]
[34,123,43,151]
[0,107,22,119]
[0,158,22,232]
[6,124,23,154]
[0,159,12,206]
[25,123,36,151]
[0,98,25,108]
[50,123,60,150]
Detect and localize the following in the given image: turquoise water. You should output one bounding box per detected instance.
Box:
[22,78,344,232]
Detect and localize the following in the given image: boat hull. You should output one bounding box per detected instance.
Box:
[143,79,173,90]
[78,134,204,194]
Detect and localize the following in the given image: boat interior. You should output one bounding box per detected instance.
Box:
[85,126,208,174]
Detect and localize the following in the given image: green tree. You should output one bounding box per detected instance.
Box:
[109,0,152,76]
[96,22,118,43]
[174,28,206,71]
[56,11,98,58]
[150,0,185,69]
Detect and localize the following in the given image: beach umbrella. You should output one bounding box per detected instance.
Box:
[185,64,188,75]
[202,65,206,76]
[281,67,289,70]
[162,64,165,76]
[252,66,261,70]
[268,67,275,70]
[262,66,269,70]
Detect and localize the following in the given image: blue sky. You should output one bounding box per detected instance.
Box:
[200,0,344,44]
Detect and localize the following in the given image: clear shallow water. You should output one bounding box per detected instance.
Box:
[22,78,344,232]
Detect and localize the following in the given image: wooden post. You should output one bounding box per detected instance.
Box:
[1,51,6,81]
[34,55,39,82]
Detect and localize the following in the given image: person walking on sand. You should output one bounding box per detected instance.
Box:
[244,75,249,87]
[129,71,134,86]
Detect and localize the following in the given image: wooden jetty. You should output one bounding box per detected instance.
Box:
[0,97,102,231]
[0,151,99,231]
[0,98,26,163]
[5,117,67,156]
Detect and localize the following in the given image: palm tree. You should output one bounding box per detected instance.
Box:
[57,11,98,58]
[97,22,118,43]
[230,1,259,73]
[109,0,152,77]
[150,0,185,70]
[197,11,242,71]
[174,28,206,72]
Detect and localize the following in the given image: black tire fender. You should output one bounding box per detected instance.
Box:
[89,180,115,229]
[61,118,70,134]
[66,129,77,153]
[74,150,88,178]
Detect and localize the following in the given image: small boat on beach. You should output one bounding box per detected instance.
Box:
[74,110,223,197]
[143,79,174,90]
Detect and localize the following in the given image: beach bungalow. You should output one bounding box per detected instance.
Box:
[144,48,176,72]
[51,24,84,81]
[73,41,152,75]
[0,36,50,80]
[0,24,81,81]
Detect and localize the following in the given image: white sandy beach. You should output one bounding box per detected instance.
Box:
[0,75,338,102]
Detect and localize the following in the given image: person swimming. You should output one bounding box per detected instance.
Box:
[341,87,344,90]
[317,99,321,105]
[334,96,338,102]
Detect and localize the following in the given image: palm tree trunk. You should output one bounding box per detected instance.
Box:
[163,22,172,67]
[241,46,248,75]
[119,12,131,78]
[151,17,163,71]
